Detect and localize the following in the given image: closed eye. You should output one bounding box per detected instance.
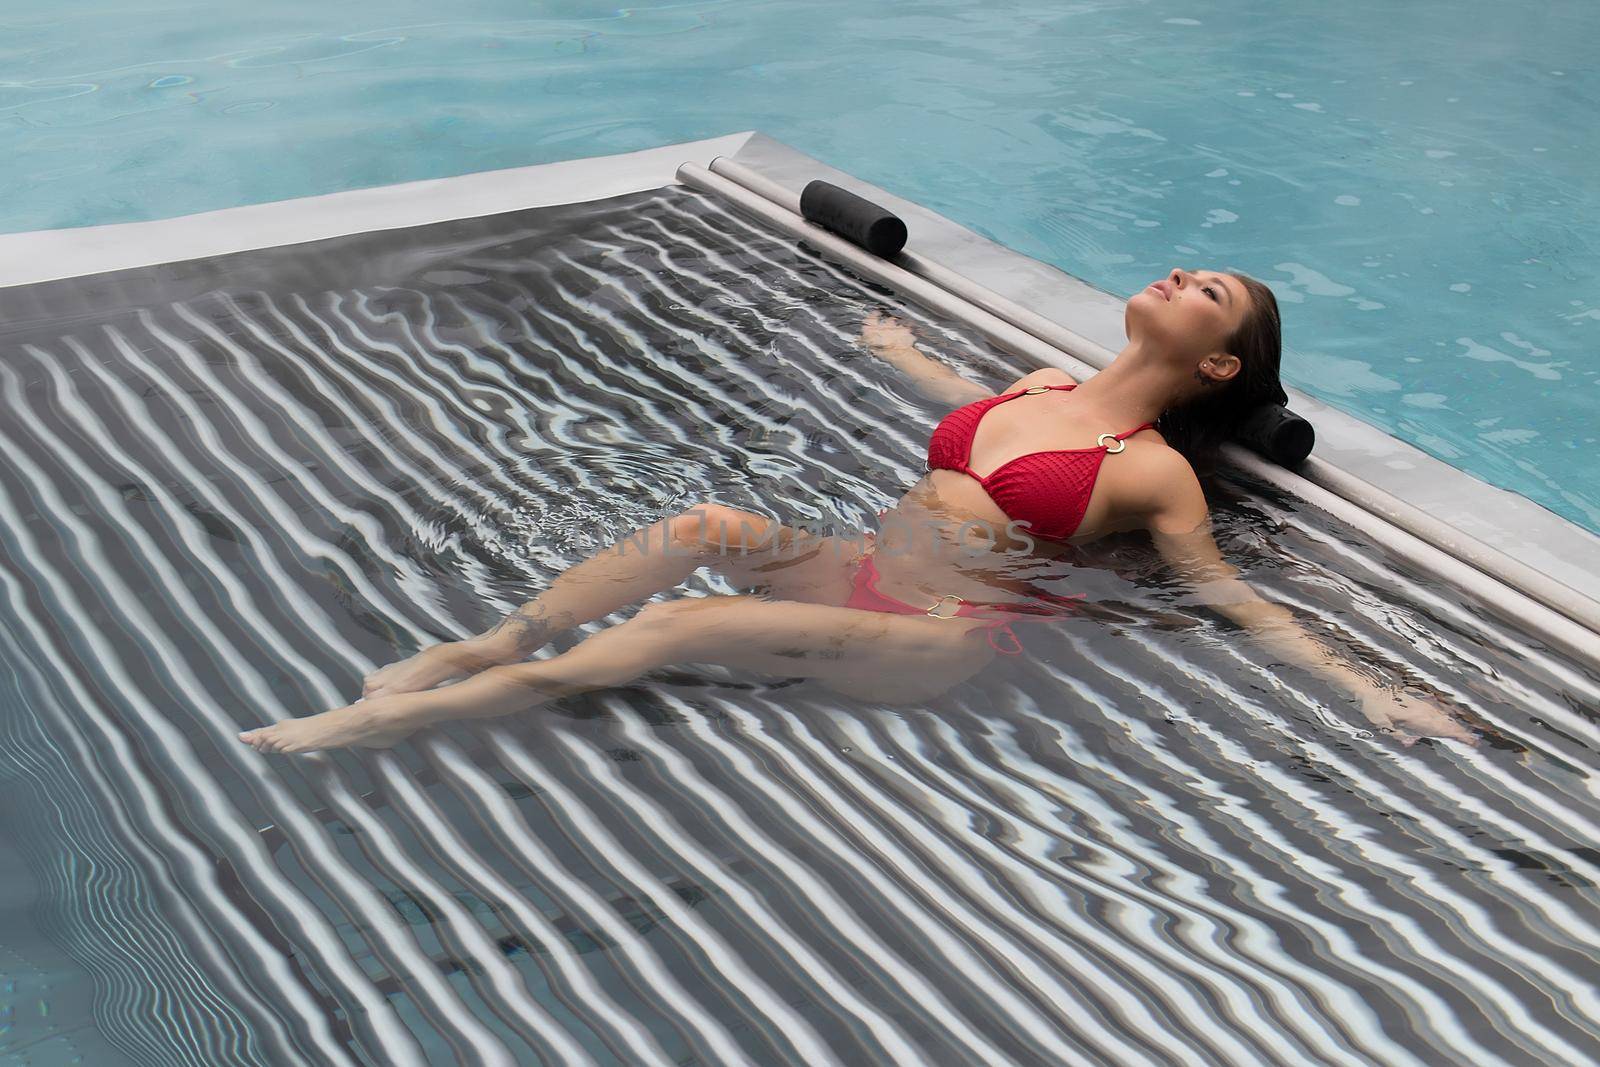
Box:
[1203,285,1219,301]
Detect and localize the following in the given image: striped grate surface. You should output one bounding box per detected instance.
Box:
[0,185,1596,1066]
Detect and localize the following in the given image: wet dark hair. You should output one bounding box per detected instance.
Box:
[1153,272,1286,480]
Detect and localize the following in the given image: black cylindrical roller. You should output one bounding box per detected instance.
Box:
[799,180,908,257]
[1236,404,1315,467]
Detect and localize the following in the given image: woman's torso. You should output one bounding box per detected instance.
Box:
[866,387,1167,608]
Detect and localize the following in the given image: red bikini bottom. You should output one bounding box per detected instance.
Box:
[842,544,1086,656]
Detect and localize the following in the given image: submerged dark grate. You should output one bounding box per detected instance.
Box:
[0,184,1595,1066]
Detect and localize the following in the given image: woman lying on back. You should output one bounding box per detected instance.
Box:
[240,268,1477,752]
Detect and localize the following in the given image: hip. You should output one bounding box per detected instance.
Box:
[844,534,1086,656]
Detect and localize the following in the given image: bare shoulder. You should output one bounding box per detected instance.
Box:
[1000,366,1079,392]
[1127,442,1208,534]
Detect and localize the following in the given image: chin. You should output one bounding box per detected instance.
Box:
[1124,297,1156,336]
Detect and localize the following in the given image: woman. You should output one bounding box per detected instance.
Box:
[240,268,1477,752]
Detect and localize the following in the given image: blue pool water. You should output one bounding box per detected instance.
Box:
[3,0,1597,533]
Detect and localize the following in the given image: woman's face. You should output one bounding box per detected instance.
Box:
[1126,268,1253,376]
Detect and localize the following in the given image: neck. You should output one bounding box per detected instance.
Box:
[1068,341,1192,427]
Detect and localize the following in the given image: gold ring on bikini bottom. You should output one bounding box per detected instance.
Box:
[926,594,965,619]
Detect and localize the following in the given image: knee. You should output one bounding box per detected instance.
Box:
[667,501,772,555]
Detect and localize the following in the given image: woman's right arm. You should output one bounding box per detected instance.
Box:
[858,311,993,408]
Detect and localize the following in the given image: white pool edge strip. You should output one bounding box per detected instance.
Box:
[677,161,1600,670]
[703,155,1600,644]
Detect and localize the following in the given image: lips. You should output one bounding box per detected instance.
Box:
[1145,280,1172,301]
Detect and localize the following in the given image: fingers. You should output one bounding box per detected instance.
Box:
[1358,699,1478,748]
[1394,713,1478,748]
[1411,695,1480,746]
[1403,729,1477,748]
[859,308,908,332]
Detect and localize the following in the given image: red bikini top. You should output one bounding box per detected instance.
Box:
[925,383,1155,542]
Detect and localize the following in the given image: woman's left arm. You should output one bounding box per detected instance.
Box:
[1140,452,1478,746]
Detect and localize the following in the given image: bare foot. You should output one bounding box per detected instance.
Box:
[237,697,418,754]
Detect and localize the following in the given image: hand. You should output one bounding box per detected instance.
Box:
[1354,686,1478,747]
[859,309,916,352]
[362,640,510,699]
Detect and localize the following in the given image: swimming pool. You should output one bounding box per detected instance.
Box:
[0,156,1596,1063]
[1,0,1595,536]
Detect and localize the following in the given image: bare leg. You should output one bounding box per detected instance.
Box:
[363,501,823,697]
[241,594,995,753]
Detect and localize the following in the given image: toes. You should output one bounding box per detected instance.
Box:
[240,727,281,753]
